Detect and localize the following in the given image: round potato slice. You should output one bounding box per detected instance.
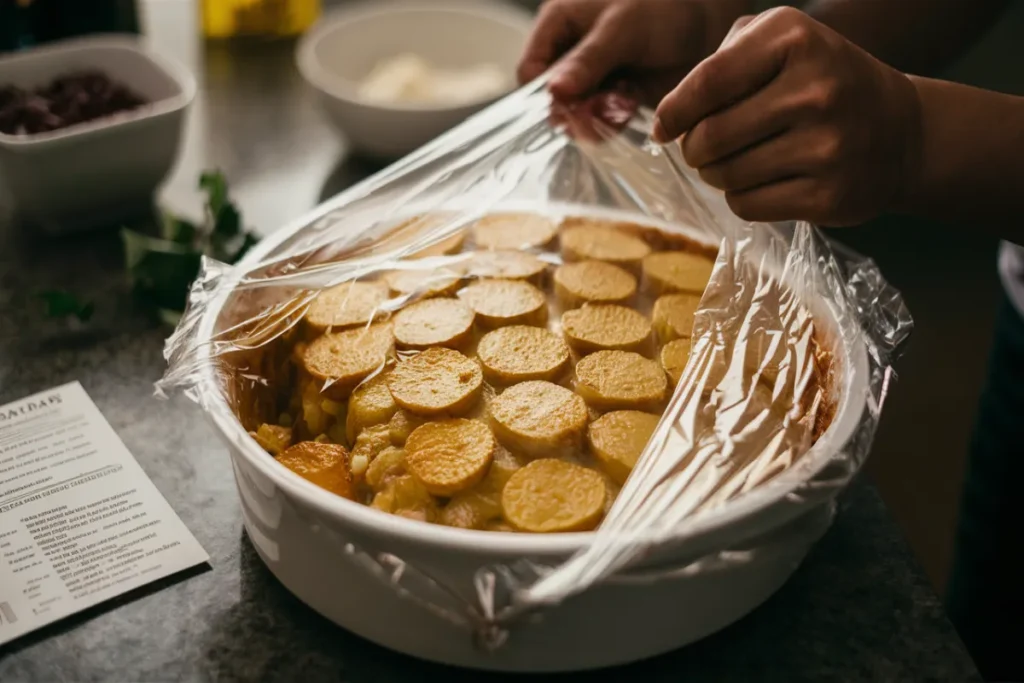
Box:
[388,409,428,446]
[652,292,702,343]
[642,251,715,295]
[405,419,496,496]
[477,326,570,384]
[561,304,651,354]
[304,281,388,333]
[502,459,607,533]
[387,347,483,416]
[459,279,548,328]
[276,441,355,500]
[574,350,668,411]
[587,411,661,485]
[660,338,692,387]
[560,220,651,271]
[345,372,399,444]
[302,323,394,400]
[472,213,557,250]
[553,261,636,309]
[387,215,466,258]
[393,298,475,349]
[383,267,463,298]
[490,380,589,458]
[468,251,548,282]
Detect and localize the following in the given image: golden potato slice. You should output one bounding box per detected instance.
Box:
[302,323,394,400]
[652,292,702,343]
[553,261,637,309]
[276,441,355,500]
[472,213,557,250]
[405,419,496,496]
[575,350,668,411]
[304,281,388,333]
[365,445,406,490]
[560,220,651,271]
[388,409,428,446]
[383,268,463,298]
[345,372,398,443]
[490,380,589,458]
[561,304,651,354]
[387,347,483,416]
[642,251,715,295]
[386,215,466,258]
[251,423,293,456]
[458,279,548,328]
[468,251,548,282]
[441,490,502,529]
[502,459,607,533]
[587,411,661,485]
[477,326,570,384]
[349,423,393,479]
[371,474,438,522]
[393,298,475,349]
[412,232,466,258]
[660,338,692,387]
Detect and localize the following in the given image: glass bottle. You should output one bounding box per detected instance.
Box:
[201,0,320,39]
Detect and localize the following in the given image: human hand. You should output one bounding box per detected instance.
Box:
[518,0,749,104]
[653,7,923,227]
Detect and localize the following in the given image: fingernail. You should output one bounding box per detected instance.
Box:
[652,117,668,144]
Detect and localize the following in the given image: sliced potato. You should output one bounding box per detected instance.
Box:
[459,279,548,328]
[472,213,557,250]
[553,261,636,309]
[304,281,388,334]
[251,423,293,456]
[365,445,407,490]
[559,219,651,271]
[587,411,660,485]
[276,441,355,500]
[477,325,570,384]
[652,292,702,343]
[383,268,463,298]
[387,347,483,416]
[574,350,667,411]
[489,380,589,458]
[468,250,548,282]
[345,372,398,443]
[405,419,496,496]
[393,298,475,349]
[302,323,394,400]
[388,409,428,446]
[502,459,607,532]
[371,474,438,522]
[561,304,651,354]
[641,251,715,295]
[660,338,692,387]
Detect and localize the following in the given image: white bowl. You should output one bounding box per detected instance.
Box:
[296,1,533,159]
[0,34,194,233]
[195,200,871,672]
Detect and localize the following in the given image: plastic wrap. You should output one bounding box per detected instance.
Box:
[157,77,912,647]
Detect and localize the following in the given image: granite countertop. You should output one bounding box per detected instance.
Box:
[0,1,980,681]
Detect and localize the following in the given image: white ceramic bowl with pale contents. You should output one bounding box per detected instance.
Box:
[196,201,869,672]
[296,1,533,159]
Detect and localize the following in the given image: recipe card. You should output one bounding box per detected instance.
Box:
[0,382,208,645]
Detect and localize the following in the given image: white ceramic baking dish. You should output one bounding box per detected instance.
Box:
[195,201,869,672]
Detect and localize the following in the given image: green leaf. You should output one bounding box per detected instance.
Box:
[39,290,95,322]
[161,212,199,245]
[212,201,241,239]
[198,170,229,219]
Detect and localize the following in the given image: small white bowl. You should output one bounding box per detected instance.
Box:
[296,1,533,159]
[0,34,195,234]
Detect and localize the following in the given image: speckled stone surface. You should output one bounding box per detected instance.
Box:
[0,204,982,683]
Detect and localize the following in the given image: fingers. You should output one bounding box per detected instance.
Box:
[696,128,824,192]
[723,177,821,223]
[549,6,636,99]
[652,8,792,142]
[517,1,580,85]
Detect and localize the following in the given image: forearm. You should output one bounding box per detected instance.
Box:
[803,0,1011,75]
[900,77,1024,235]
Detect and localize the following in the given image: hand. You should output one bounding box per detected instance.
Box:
[653,7,923,227]
[518,0,749,104]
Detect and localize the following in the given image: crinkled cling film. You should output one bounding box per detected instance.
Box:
[158,76,912,650]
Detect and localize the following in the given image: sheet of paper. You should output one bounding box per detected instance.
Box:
[0,381,208,645]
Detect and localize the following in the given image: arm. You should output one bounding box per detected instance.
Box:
[900,77,1024,231]
[804,0,1012,74]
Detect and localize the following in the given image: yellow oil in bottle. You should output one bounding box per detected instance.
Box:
[202,0,320,38]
